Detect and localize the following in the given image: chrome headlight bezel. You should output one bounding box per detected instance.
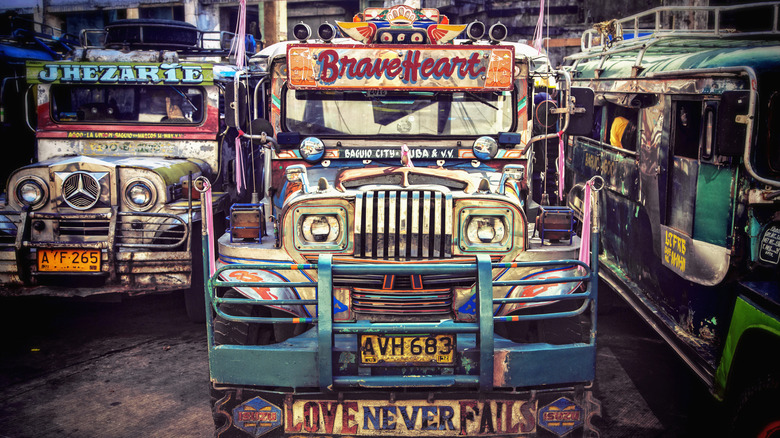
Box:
[292,205,348,251]
[458,206,514,253]
[14,176,49,210]
[123,178,157,211]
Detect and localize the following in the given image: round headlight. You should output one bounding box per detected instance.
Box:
[300,137,325,163]
[124,180,156,211]
[15,177,48,209]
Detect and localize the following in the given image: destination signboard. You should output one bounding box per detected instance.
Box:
[287,44,514,91]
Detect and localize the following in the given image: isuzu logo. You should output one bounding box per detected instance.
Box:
[61,172,101,210]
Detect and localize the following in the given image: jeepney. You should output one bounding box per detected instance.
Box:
[0,19,249,320]
[203,6,602,437]
[564,3,780,434]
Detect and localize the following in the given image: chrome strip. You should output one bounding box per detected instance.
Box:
[399,191,408,258]
[355,192,364,256]
[411,191,420,258]
[434,191,442,258]
[421,191,431,258]
[365,191,374,257]
[388,191,397,259]
[377,191,385,259]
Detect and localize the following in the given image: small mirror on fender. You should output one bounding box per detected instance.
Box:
[716,90,749,157]
[566,87,595,136]
[225,81,248,130]
[249,118,275,147]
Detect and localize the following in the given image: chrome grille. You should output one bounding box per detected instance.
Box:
[59,219,110,237]
[355,190,452,259]
[351,288,453,317]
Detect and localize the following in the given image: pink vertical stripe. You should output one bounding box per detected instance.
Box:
[557,131,565,202]
[578,180,592,267]
[202,180,216,276]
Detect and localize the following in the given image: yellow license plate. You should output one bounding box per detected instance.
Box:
[359,334,455,365]
[38,249,101,272]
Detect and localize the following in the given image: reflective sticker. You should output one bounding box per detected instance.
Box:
[538,397,584,437]
[233,397,283,437]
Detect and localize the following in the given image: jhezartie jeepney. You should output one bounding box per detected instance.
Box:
[0,19,251,320]
[203,6,602,437]
[565,3,780,435]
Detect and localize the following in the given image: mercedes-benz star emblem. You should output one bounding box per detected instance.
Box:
[62,172,101,210]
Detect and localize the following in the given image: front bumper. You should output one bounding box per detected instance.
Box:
[0,207,192,296]
[208,253,601,437]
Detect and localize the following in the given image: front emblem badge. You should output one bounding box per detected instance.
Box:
[538,397,584,436]
[233,397,282,437]
[61,171,101,209]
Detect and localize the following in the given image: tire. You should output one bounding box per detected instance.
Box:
[212,289,274,345]
[184,222,207,323]
[731,375,780,438]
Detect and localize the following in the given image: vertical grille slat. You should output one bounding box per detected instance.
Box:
[377,191,386,259]
[365,191,374,258]
[399,191,408,258]
[410,192,420,258]
[355,192,364,257]
[354,190,452,260]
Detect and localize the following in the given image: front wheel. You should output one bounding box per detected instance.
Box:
[184,222,207,322]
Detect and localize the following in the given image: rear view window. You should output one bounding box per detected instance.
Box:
[51,85,204,124]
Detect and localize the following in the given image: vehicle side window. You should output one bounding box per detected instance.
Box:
[672,100,702,159]
[588,102,638,151]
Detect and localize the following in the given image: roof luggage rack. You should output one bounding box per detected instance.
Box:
[79,19,236,57]
[576,2,780,54]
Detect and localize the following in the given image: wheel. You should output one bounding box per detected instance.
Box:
[731,375,780,438]
[184,222,207,323]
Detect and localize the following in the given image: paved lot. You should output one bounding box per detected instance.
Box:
[0,283,722,437]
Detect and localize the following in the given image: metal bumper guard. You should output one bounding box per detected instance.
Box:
[207,237,601,437]
[0,207,191,294]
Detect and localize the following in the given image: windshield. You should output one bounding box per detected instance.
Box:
[51,85,205,124]
[284,89,514,136]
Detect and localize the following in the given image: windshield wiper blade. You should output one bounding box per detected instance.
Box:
[465,91,498,110]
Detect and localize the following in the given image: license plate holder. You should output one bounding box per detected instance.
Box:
[359,334,455,365]
[37,249,101,272]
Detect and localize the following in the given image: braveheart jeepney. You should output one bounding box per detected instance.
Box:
[204,6,601,437]
[0,19,252,320]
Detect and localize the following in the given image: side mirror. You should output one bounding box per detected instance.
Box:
[716,90,749,157]
[566,87,595,136]
[225,80,248,130]
[250,118,274,147]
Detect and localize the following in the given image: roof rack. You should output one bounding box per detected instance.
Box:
[79,19,235,58]
[577,2,780,54]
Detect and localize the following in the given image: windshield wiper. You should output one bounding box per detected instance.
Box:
[464,91,498,110]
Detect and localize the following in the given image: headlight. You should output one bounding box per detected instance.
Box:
[468,217,506,243]
[15,176,48,209]
[458,207,514,252]
[123,179,156,211]
[302,215,340,242]
[292,206,348,251]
